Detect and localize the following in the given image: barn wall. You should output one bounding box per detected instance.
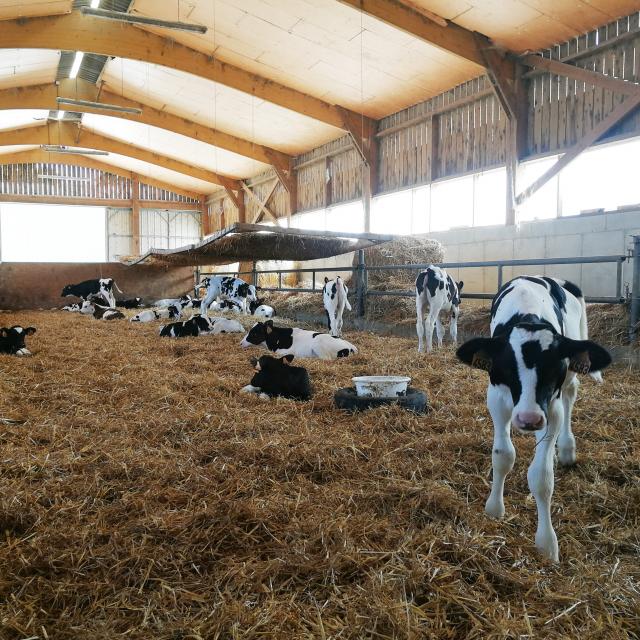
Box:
[0,263,194,310]
[429,209,639,298]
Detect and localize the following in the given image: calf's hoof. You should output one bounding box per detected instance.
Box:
[558,447,577,467]
[535,532,559,563]
[485,498,505,519]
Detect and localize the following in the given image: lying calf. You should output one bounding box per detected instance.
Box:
[80,301,125,320]
[116,297,143,309]
[0,325,36,356]
[155,295,191,309]
[240,320,358,360]
[241,354,312,400]
[62,303,81,312]
[130,306,181,322]
[159,315,243,337]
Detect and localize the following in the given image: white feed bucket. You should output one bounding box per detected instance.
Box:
[352,376,411,398]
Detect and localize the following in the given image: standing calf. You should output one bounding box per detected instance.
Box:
[415,266,463,352]
[456,276,611,561]
[323,276,351,337]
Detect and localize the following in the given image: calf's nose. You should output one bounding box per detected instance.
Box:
[514,411,545,430]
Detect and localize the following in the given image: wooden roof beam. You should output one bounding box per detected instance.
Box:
[0,148,203,200]
[335,0,486,67]
[0,12,366,131]
[0,122,241,190]
[521,54,640,97]
[0,80,292,169]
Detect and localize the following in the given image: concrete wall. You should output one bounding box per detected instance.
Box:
[428,209,640,298]
[0,262,195,310]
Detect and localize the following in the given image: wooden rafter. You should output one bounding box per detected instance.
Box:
[0,80,292,169]
[0,148,203,200]
[335,0,485,67]
[0,194,200,210]
[521,54,640,97]
[0,122,242,190]
[516,95,640,206]
[0,12,365,131]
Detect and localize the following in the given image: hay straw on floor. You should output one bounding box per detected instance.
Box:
[0,310,638,639]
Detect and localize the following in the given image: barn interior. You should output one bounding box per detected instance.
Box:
[0,1,639,638]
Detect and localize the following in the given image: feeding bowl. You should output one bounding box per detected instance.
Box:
[352,375,411,398]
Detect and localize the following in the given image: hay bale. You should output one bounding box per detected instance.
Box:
[356,235,445,287]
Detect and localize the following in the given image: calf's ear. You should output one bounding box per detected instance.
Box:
[0,328,8,337]
[559,338,612,374]
[456,337,499,372]
[457,281,464,292]
[282,354,294,364]
[25,327,36,335]
[324,277,329,283]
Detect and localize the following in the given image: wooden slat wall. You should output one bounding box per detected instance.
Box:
[245,170,290,222]
[528,12,640,155]
[0,162,198,204]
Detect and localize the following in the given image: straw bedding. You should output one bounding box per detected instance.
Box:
[0,310,638,639]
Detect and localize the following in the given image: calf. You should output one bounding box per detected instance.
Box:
[200,276,258,317]
[252,304,275,319]
[456,276,611,561]
[61,278,122,307]
[415,266,463,352]
[159,319,200,338]
[130,306,181,323]
[62,303,81,312]
[155,295,191,309]
[116,297,143,309]
[80,301,125,320]
[0,325,36,356]
[240,320,358,360]
[323,277,351,337]
[241,354,312,400]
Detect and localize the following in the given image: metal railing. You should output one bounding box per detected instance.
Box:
[197,244,639,341]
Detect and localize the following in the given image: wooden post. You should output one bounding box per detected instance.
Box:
[131,173,140,255]
[200,197,210,237]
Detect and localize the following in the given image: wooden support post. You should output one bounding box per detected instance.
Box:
[131,173,140,255]
[428,114,439,182]
[224,186,245,223]
[200,197,210,237]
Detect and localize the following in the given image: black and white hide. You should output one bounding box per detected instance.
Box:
[130,305,181,323]
[240,320,358,360]
[322,277,351,337]
[116,297,143,309]
[0,325,36,356]
[415,266,463,352]
[61,278,122,307]
[62,303,81,312]
[155,295,192,309]
[80,301,125,320]
[241,354,312,400]
[159,315,243,337]
[200,276,258,317]
[456,276,612,562]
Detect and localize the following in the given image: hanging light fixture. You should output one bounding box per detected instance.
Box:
[69,51,84,79]
[56,97,142,115]
[41,145,109,156]
[80,7,208,34]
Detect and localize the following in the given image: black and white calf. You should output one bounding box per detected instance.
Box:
[155,295,192,309]
[240,320,358,360]
[61,278,122,307]
[456,276,611,562]
[116,297,143,309]
[200,276,258,317]
[323,277,351,337]
[415,266,463,352]
[130,306,181,323]
[241,354,312,400]
[62,303,81,312]
[80,301,125,320]
[159,315,243,337]
[0,326,36,356]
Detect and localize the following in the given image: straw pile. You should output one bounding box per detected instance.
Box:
[0,310,638,639]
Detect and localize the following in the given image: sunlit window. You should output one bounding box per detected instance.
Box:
[371,190,412,234]
[431,175,473,231]
[411,186,430,234]
[517,156,559,222]
[474,168,506,226]
[560,138,640,215]
[291,209,325,231]
[326,201,364,233]
[0,203,106,262]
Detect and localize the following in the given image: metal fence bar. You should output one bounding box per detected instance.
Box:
[630,235,640,342]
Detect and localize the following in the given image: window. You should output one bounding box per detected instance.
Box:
[371,190,412,234]
[291,208,325,231]
[474,168,506,226]
[560,137,640,216]
[430,174,474,231]
[517,156,559,222]
[326,201,364,233]
[0,203,106,262]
